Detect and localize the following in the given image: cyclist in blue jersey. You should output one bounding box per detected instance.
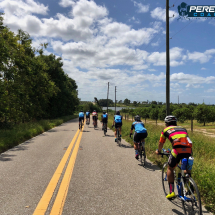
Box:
[130,115,148,159]
[79,110,84,129]
[101,111,108,130]
[86,110,90,124]
[112,111,122,142]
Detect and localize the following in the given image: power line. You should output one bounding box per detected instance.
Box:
[171,20,192,39]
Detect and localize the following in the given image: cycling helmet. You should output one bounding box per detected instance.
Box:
[164,115,177,123]
[103,111,106,114]
[93,110,96,112]
[116,111,120,115]
[88,110,90,112]
[134,115,140,121]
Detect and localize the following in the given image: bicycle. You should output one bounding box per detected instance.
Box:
[86,118,90,125]
[130,135,146,167]
[159,149,202,215]
[93,119,97,129]
[115,127,121,146]
[80,119,83,130]
[103,123,107,136]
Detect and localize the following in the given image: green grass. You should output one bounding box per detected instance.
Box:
[0,115,78,153]
[107,114,215,214]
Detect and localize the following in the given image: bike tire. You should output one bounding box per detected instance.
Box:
[181,177,202,215]
[142,147,146,167]
[162,162,170,197]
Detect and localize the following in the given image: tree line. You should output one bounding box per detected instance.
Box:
[121,103,215,126]
[0,14,79,128]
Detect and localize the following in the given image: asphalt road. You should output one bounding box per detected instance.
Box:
[0,118,212,215]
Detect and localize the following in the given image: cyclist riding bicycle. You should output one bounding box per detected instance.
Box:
[78,110,84,129]
[155,115,193,199]
[112,111,122,142]
[92,110,98,127]
[101,111,108,130]
[130,115,148,160]
[86,110,90,124]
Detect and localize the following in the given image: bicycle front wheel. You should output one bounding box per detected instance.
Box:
[181,177,202,215]
[162,162,170,197]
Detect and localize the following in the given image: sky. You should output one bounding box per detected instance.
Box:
[0,0,215,104]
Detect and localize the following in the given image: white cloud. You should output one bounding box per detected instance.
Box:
[0,0,48,16]
[201,67,207,70]
[171,73,215,84]
[150,7,178,22]
[59,0,75,7]
[187,49,215,64]
[147,47,185,66]
[132,1,149,13]
[205,89,215,93]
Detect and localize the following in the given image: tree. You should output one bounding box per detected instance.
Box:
[194,104,214,126]
[124,98,130,105]
[98,99,114,107]
[133,101,137,106]
[149,108,159,125]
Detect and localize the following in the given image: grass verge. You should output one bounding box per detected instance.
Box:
[107,114,215,214]
[0,115,78,154]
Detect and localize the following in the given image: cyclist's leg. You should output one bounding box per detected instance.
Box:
[166,149,181,198]
[133,132,139,159]
[119,123,122,136]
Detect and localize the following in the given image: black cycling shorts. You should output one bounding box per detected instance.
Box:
[168,151,191,168]
[115,122,122,128]
[133,132,148,143]
[102,118,107,123]
[79,117,84,122]
[92,116,97,121]
[86,115,90,118]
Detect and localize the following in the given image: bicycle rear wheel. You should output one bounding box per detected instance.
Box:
[142,147,146,167]
[181,177,202,215]
[162,162,170,197]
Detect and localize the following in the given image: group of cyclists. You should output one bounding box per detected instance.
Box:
[78,110,193,200]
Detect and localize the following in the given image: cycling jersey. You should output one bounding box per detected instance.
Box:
[79,112,84,118]
[86,112,90,117]
[160,126,192,154]
[102,114,107,119]
[131,121,147,134]
[92,112,97,116]
[114,115,122,123]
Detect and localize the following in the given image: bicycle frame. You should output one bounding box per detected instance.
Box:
[161,152,194,202]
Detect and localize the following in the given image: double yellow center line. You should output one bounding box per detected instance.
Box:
[33,124,84,215]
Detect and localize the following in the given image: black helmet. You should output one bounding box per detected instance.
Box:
[135,115,140,121]
[94,110,96,112]
[88,110,90,112]
[103,111,106,114]
[164,115,177,124]
[116,111,120,115]
[81,110,83,112]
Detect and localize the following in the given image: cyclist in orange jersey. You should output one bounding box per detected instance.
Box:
[155,115,193,199]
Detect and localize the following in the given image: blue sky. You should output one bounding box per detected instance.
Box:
[1,0,215,104]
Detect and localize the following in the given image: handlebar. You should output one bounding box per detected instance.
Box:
[158,149,171,158]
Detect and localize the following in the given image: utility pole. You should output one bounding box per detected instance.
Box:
[107,82,109,113]
[178,95,179,104]
[115,86,117,114]
[166,0,170,115]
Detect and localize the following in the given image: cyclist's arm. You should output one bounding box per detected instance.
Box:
[157,132,166,153]
[157,141,165,153]
[130,124,134,134]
